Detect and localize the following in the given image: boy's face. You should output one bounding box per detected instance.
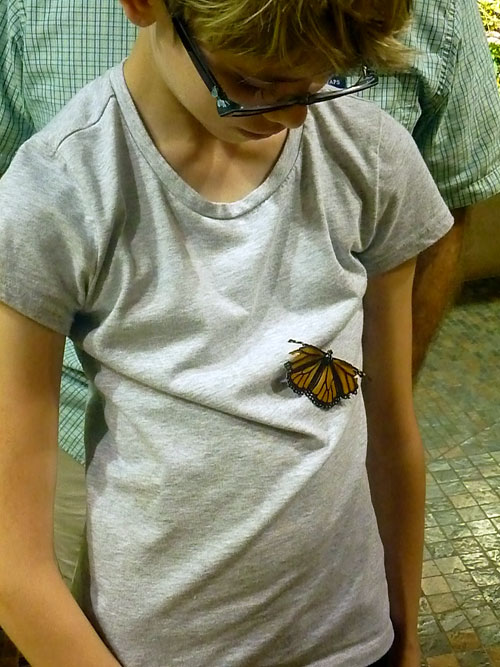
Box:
[176,47,329,141]
[127,2,331,144]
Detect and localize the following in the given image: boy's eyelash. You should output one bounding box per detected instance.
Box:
[237,79,256,88]
[237,78,274,90]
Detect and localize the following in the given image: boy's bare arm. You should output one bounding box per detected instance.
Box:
[0,302,121,666]
[362,258,424,667]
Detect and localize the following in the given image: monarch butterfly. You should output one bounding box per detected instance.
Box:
[284,339,364,410]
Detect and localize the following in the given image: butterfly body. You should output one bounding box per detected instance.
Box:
[285,339,364,410]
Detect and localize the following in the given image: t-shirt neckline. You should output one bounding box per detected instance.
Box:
[110,62,303,220]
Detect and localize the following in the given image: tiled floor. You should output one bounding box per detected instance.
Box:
[1,278,499,666]
[415,278,500,666]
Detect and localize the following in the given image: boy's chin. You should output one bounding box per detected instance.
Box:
[196,117,285,146]
[238,128,285,140]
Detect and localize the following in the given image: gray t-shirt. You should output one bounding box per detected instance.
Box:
[0,64,452,666]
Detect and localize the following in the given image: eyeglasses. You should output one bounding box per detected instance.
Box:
[171,15,378,118]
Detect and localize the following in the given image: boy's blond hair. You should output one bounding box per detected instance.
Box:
[165,0,413,73]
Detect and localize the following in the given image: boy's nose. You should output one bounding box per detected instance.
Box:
[262,104,308,129]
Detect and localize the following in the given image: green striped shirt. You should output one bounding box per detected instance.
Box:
[1,0,499,464]
[349,0,500,209]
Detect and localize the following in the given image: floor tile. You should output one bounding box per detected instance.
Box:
[455,649,493,666]
[444,573,477,593]
[453,590,487,609]
[470,569,500,588]
[457,507,486,522]
[434,557,466,575]
[451,538,483,556]
[435,510,464,525]
[426,527,448,543]
[463,605,498,628]
[427,593,459,614]
[486,548,500,565]
[415,279,500,667]
[482,504,500,518]
[476,533,500,550]
[449,495,478,509]
[421,633,453,657]
[446,629,481,651]
[427,542,457,559]
[438,610,470,633]
[459,552,490,570]
[487,645,500,666]
[422,576,451,595]
[476,625,500,646]
[427,655,460,667]
[466,519,497,536]
[481,584,500,607]
[423,561,441,577]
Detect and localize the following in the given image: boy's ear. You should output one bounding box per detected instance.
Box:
[119,0,157,28]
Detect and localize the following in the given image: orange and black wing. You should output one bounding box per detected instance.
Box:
[285,339,364,409]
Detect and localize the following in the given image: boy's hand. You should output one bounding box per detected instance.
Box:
[386,636,422,667]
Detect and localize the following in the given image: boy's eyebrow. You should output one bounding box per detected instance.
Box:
[225,66,332,85]
[202,48,334,86]
[200,44,333,85]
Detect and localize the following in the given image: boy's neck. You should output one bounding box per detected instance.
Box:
[123,34,289,202]
[123,37,205,149]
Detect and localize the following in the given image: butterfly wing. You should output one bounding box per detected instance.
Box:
[285,341,324,394]
[285,340,364,409]
[331,357,363,397]
[287,339,326,361]
[307,360,338,408]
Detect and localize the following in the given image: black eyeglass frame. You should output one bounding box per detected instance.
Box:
[171,15,378,117]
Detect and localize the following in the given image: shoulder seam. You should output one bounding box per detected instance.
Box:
[51,92,118,156]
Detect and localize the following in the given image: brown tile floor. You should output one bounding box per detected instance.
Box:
[416,278,500,667]
[1,278,499,666]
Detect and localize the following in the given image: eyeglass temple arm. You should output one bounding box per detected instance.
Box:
[172,14,377,112]
[171,15,227,99]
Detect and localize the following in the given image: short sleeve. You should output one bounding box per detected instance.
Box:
[0,138,96,334]
[0,0,35,173]
[412,0,500,208]
[357,112,454,274]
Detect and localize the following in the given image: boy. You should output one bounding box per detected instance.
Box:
[1,2,498,610]
[0,0,453,665]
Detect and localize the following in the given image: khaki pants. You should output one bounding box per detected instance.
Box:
[53,449,86,590]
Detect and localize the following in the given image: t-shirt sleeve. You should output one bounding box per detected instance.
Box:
[0,0,36,174]
[0,138,96,335]
[356,111,454,275]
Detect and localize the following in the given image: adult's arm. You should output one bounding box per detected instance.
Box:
[410,0,499,374]
[362,258,424,667]
[411,207,467,376]
[0,302,120,666]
